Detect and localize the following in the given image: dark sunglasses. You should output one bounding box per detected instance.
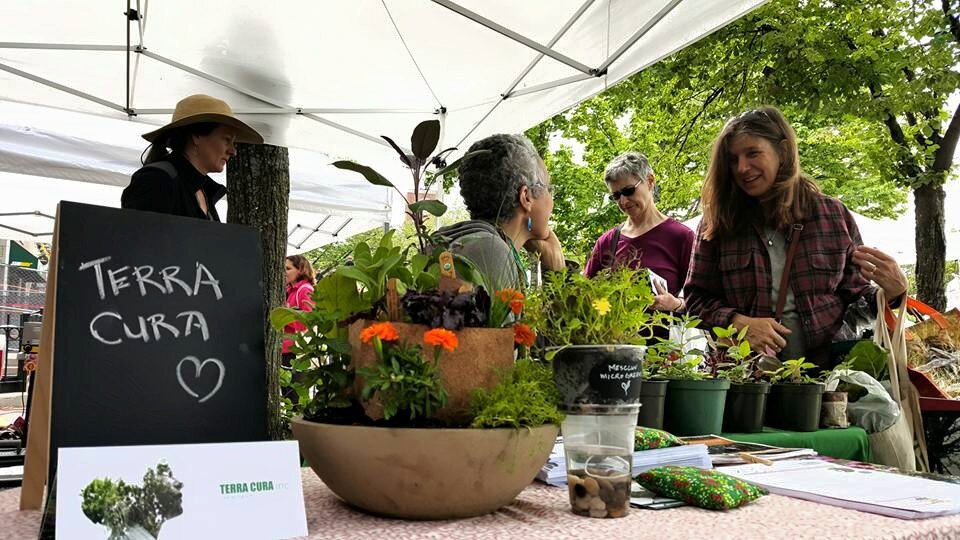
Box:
[608,179,643,201]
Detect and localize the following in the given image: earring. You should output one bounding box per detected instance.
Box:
[526,216,533,231]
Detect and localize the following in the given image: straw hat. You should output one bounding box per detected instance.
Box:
[141,94,264,144]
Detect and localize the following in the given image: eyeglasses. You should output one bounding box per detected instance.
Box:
[608,179,643,201]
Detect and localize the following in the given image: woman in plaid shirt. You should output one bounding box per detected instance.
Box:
[683,107,907,368]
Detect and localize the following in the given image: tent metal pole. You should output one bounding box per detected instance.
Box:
[137,50,288,109]
[509,73,594,98]
[126,0,131,114]
[596,0,685,74]
[0,224,52,238]
[140,50,390,148]
[133,107,436,115]
[430,0,595,76]
[301,113,391,148]
[502,0,597,95]
[0,43,126,51]
[0,63,126,113]
[454,0,596,148]
[332,218,352,237]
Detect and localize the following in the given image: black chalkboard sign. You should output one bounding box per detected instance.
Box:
[48,202,267,469]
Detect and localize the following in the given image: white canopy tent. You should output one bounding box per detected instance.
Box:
[0,0,768,250]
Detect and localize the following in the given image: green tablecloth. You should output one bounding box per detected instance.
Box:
[721,427,872,462]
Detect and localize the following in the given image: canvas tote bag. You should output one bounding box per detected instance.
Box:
[870,290,930,471]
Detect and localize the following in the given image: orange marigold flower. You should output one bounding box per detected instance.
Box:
[495,288,524,303]
[360,321,399,344]
[513,322,536,347]
[423,328,459,352]
[509,299,524,315]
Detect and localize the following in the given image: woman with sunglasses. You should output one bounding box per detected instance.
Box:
[683,106,907,368]
[584,152,694,313]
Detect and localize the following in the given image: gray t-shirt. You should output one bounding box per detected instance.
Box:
[764,226,806,361]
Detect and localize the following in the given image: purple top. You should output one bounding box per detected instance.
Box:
[584,218,695,295]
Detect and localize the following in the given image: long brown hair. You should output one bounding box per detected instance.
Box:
[285,254,316,285]
[700,106,820,240]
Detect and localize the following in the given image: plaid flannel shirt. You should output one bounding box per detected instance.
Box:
[683,194,877,351]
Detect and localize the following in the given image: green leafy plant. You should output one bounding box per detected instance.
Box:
[708,324,764,383]
[470,359,564,428]
[643,313,706,380]
[355,322,452,422]
[843,340,889,382]
[770,358,819,384]
[525,267,655,347]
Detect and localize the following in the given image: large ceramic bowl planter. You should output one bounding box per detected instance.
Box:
[662,379,731,436]
[348,320,515,424]
[292,418,559,519]
[765,383,825,432]
[722,382,771,433]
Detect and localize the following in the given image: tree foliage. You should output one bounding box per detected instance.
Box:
[81,462,184,539]
[529,0,959,307]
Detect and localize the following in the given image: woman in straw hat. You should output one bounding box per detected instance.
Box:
[121,94,263,221]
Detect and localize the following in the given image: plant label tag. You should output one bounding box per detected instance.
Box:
[56,441,307,539]
[589,360,643,401]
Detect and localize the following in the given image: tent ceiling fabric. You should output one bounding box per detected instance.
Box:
[0,0,768,165]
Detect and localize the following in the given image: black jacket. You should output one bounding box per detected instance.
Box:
[121,154,227,221]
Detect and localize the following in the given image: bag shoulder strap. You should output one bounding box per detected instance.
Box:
[606,225,623,270]
[774,223,804,320]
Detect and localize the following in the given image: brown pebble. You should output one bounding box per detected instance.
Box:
[608,505,628,518]
[597,477,614,493]
[568,474,583,485]
[583,477,600,496]
[589,507,608,518]
[574,496,591,511]
[589,497,606,511]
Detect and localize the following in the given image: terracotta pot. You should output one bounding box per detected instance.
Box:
[348,320,515,424]
[292,418,559,519]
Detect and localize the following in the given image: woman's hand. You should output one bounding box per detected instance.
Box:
[853,246,907,300]
[732,314,791,356]
[524,229,565,271]
[652,280,683,312]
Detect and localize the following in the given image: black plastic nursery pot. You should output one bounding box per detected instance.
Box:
[765,383,825,432]
[662,378,730,436]
[551,345,645,409]
[722,382,771,434]
[637,379,669,429]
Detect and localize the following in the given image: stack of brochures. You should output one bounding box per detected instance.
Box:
[679,435,817,466]
[536,437,712,487]
[722,456,960,519]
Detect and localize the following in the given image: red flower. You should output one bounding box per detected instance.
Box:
[513,323,536,347]
[424,328,459,352]
[360,322,399,344]
[509,299,524,315]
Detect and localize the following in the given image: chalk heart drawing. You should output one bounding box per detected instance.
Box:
[176,356,225,403]
[621,380,632,396]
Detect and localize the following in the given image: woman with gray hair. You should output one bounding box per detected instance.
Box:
[438,133,565,292]
[584,152,694,312]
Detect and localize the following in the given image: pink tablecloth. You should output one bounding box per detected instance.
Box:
[5,470,960,539]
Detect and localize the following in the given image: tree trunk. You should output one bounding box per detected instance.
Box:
[226,143,290,440]
[914,183,946,311]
